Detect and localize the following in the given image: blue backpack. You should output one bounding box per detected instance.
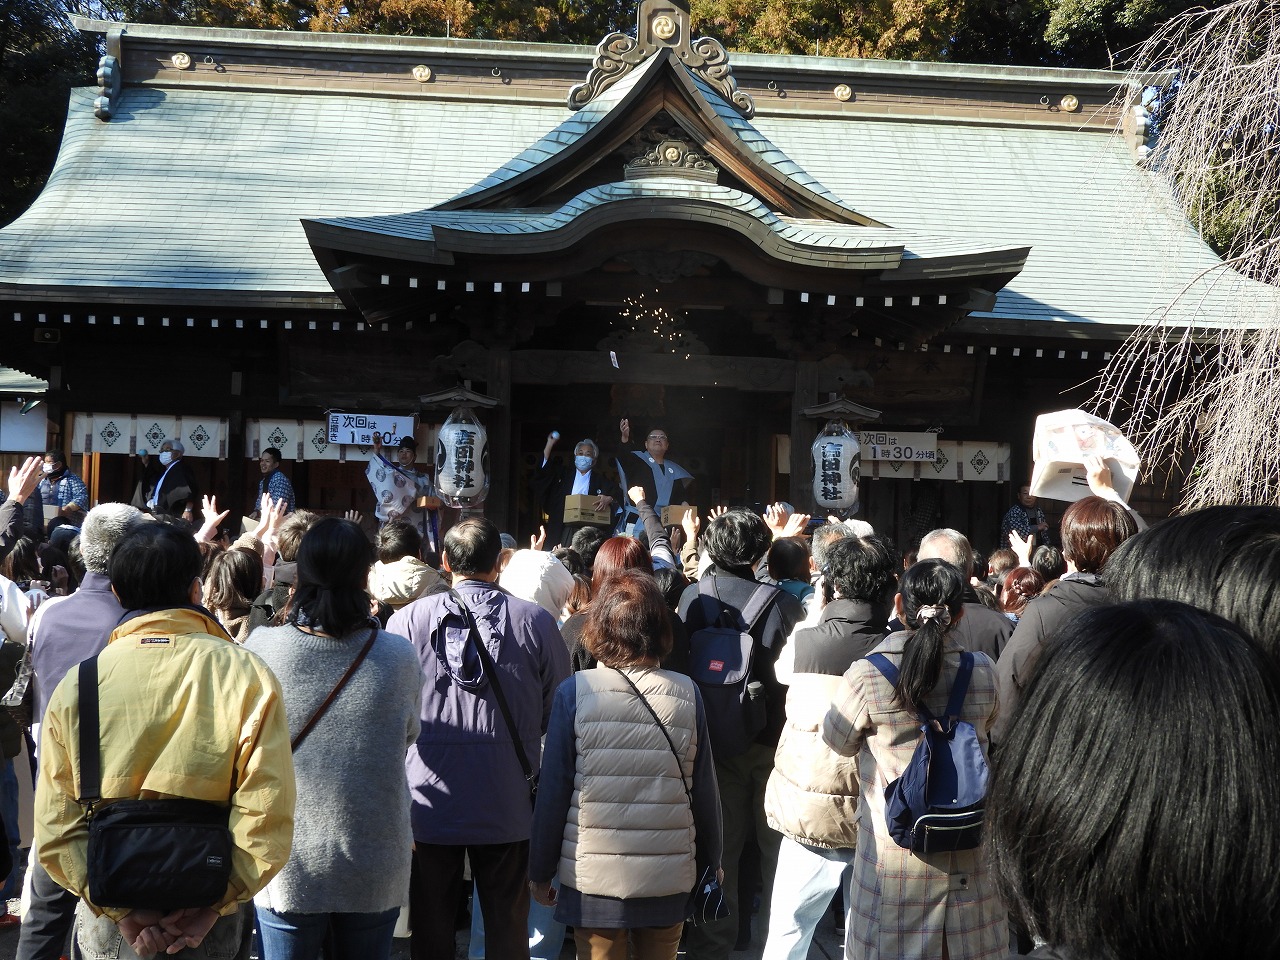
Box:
[866,652,989,853]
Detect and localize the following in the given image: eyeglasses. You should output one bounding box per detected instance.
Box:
[646,435,669,442]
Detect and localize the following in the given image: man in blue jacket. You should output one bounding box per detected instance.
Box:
[389,517,570,960]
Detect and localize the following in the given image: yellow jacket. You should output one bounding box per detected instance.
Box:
[36,608,296,921]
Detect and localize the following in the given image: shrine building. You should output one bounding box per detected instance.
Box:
[0,0,1264,553]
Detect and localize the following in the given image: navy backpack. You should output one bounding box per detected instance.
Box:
[866,651,989,853]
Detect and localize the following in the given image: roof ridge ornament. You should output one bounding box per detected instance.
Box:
[567,0,755,118]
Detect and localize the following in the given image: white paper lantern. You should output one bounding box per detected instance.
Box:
[811,420,860,515]
[435,405,490,507]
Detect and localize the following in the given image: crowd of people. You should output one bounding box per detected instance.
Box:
[0,430,1273,960]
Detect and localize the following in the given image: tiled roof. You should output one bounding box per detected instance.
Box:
[311,178,1024,273]
[0,366,48,396]
[0,74,1271,328]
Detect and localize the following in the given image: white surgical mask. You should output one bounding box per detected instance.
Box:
[158,451,173,466]
[574,455,594,471]
[41,464,54,475]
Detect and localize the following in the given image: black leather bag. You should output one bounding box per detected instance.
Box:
[77,657,234,911]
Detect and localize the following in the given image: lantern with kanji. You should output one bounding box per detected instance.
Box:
[811,419,860,516]
[435,405,490,507]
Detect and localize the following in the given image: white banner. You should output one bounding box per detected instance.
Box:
[865,441,1009,483]
[71,414,228,458]
[247,420,442,462]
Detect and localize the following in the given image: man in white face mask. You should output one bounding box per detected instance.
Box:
[38,450,89,531]
[532,433,621,548]
[145,438,198,522]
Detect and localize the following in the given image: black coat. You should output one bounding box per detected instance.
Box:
[993,573,1108,743]
[790,599,889,676]
[530,460,621,547]
[150,458,199,517]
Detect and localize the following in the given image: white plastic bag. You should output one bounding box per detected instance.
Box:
[1029,410,1139,503]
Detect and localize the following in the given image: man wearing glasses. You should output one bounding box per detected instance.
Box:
[614,419,694,535]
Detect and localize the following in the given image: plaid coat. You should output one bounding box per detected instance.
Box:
[823,631,1007,960]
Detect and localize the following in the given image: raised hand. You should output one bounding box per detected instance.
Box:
[781,511,811,538]
[681,508,700,544]
[344,509,363,524]
[1008,529,1033,566]
[627,485,647,506]
[195,494,230,543]
[1083,454,1117,498]
[7,456,41,504]
[530,525,547,551]
[619,418,630,443]
[764,502,792,540]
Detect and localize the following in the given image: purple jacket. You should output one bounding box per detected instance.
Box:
[389,579,570,845]
[30,572,125,725]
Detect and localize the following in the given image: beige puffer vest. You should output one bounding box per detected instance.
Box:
[763,671,860,849]
[560,666,698,899]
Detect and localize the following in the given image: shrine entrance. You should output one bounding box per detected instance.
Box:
[507,377,793,541]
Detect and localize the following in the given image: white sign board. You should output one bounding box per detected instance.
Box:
[326,413,414,447]
[859,430,938,462]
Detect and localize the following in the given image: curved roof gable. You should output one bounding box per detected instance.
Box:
[437,46,884,226]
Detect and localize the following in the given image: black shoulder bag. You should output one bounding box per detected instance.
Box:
[77,656,235,911]
[449,590,538,807]
[611,668,729,927]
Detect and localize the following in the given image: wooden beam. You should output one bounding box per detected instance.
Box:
[790,361,821,512]
[509,350,797,392]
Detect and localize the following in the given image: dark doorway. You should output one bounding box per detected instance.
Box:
[507,381,791,540]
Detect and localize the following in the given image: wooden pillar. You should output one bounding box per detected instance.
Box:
[485,348,513,532]
[790,361,820,514]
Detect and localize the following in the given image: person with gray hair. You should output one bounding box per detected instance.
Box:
[915,527,1012,661]
[144,437,199,521]
[18,502,147,960]
[532,431,621,548]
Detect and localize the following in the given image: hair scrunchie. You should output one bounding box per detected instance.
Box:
[914,603,952,626]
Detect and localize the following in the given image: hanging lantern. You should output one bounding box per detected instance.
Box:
[435,405,490,508]
[811,419,860,516]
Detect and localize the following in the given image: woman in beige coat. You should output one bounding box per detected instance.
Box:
[823,559,1005,960]
[528,571,722,960]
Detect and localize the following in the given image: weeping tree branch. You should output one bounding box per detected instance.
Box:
[1092,0,1280,510]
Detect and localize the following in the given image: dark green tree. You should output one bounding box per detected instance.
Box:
[0,0,97,226]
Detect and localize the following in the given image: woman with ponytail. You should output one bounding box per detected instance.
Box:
[821,559,1005,960]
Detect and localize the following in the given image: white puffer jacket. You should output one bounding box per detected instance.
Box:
[560,667,698,899]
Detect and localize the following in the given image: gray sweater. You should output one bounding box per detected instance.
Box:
[244,622,421,915]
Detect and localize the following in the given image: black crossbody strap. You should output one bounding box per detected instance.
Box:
[449,590,537,795]
[77,656,101,807]
[612,667,692,804]
[291,626,378,752]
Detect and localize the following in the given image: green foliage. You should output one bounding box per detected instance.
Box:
[687,0,968,60]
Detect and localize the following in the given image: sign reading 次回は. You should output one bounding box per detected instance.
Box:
[859,431,938,462]
[327,413,412,446]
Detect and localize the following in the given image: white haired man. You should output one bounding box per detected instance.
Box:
[531,433,620,547]
[915,528,1013,661]
[145,439,198,521]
